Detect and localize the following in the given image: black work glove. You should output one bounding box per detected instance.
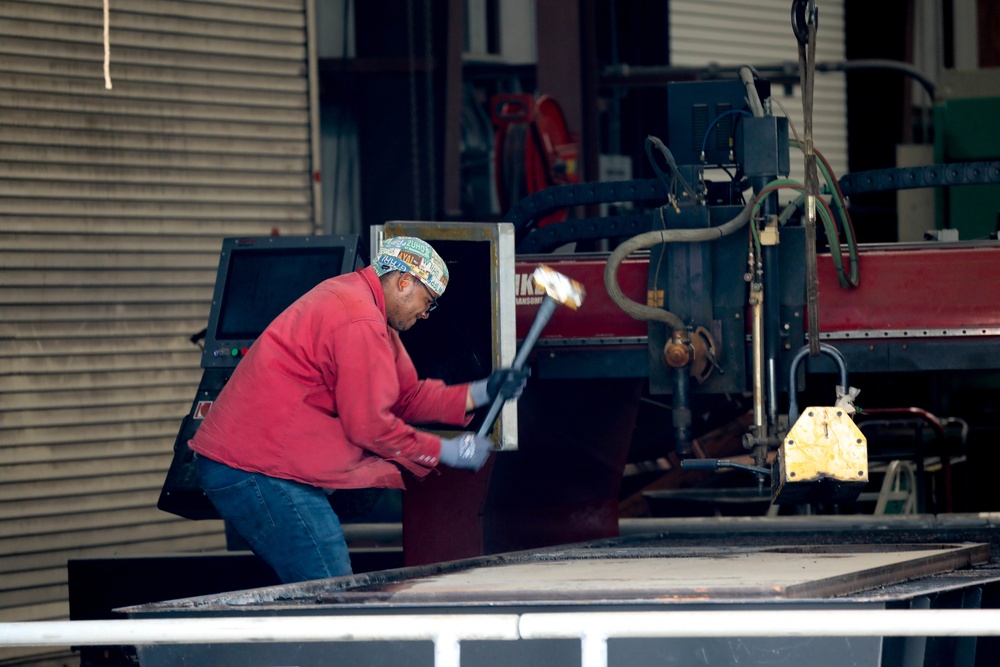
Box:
[439,433,492,471]
[488,366,530,401]
[469,367,531,408]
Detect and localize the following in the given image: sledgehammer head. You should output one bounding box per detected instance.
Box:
[532,264,585,310]
[475,264,586,439]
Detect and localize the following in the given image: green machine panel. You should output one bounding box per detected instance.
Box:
[934,71,1000,239]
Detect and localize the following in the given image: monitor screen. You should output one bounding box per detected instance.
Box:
[216,246,346,340]
[202,235,363,367]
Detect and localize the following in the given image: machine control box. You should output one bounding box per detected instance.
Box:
[201,235,364,368]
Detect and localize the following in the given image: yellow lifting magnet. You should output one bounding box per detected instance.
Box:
[772,406,868,505]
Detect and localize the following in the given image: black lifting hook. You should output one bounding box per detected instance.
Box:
[791,0,818,45]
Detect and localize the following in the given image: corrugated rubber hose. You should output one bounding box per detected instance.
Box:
[603,197,756,332]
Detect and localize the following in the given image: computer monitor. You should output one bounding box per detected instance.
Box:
[202,235,364,368]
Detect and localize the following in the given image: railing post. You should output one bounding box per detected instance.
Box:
[434,633,461,667]
[580,632,608,667]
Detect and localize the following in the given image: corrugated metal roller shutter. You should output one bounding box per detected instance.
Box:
[0,0,318,661]
[670,0,847,183]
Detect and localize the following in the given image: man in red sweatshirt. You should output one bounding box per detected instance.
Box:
[190,236,524,583]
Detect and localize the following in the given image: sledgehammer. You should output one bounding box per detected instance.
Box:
[476,264,585,438]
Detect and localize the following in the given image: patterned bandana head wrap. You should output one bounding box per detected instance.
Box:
[372,236,449,296]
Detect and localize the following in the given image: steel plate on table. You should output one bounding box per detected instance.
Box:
[315,542,989,605]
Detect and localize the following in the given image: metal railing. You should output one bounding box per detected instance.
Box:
[5,609,1000,667]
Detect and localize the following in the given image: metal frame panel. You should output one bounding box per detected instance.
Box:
[373,221,518,450]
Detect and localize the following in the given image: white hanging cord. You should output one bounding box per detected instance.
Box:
[103,0,113,89]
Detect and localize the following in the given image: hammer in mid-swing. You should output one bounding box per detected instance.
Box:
[476,264,586,438]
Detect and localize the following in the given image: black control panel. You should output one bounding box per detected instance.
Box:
[202,235,364,368]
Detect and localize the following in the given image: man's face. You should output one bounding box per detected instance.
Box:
[386,276,438,332]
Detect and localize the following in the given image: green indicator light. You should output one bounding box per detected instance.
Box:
[231,348,239,357]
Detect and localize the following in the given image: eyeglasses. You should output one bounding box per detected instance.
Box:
[416,279,438,313]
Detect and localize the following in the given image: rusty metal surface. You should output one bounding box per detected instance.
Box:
[121,540,990,615]
[118,516,1000,619]
[314,543,988,604]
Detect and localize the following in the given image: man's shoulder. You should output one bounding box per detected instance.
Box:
[312,270,366,300]
[305,271,383,325]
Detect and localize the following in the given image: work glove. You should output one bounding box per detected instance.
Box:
[468,367,531,408]
[439,433,493,471]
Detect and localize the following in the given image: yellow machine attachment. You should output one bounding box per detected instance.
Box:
[773,405,868,505]
[771,342,867,505]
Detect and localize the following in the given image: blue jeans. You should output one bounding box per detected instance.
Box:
[196,454,353,584]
